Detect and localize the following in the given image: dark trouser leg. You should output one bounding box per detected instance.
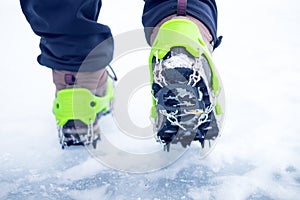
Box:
[142,0,221,50]
[20,0,113,72]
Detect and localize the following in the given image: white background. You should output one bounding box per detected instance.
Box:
[0,0,300,199]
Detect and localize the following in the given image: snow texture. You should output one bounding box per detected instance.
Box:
[1,0,300,199]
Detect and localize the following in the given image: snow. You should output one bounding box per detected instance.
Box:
[1,0,300,199]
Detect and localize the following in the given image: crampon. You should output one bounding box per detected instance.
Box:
[149,18,224,152]
[53,69,115,149]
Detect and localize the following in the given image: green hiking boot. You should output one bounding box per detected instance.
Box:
[53,70,114,149]
[149,18,225,152]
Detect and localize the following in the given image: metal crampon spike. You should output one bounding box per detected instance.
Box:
[57,120,101,149]
[151,47,221,151]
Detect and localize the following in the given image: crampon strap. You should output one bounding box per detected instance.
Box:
[177,0,187,16]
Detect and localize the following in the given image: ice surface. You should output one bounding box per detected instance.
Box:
[1,0,300,199]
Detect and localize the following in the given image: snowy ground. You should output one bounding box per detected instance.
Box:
[1,0,300,199]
